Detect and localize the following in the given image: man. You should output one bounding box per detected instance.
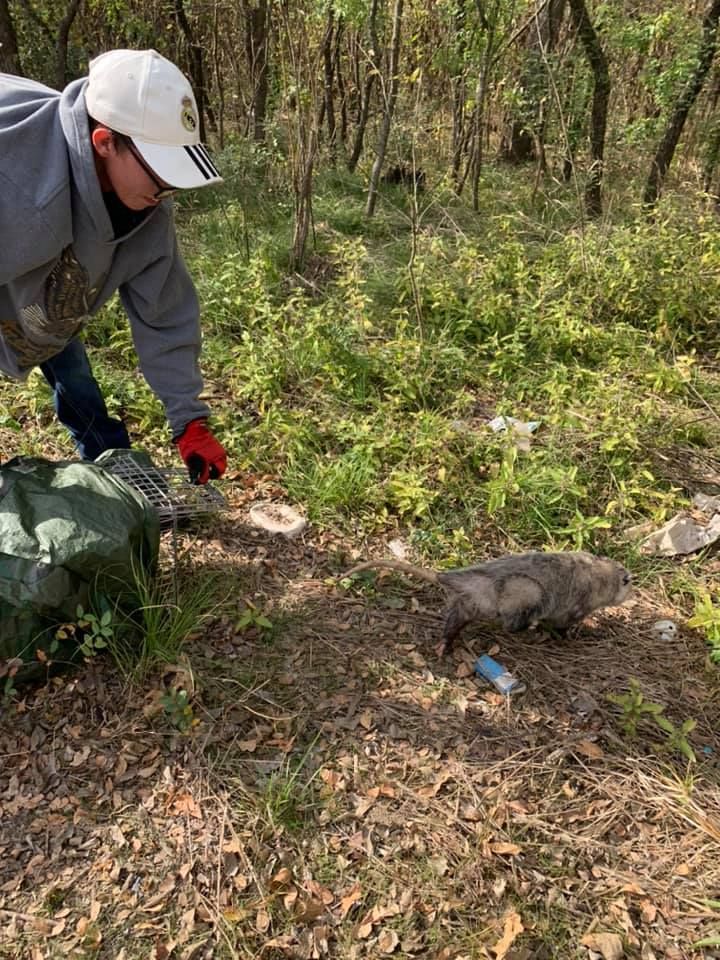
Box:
[0,48,227,484]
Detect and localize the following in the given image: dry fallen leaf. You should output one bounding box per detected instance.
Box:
[492,910,523,958]
[339,882,362,919]
[489,842,521,857]
[354,796,376,818]
[378,928,400,954]
[271,867,293,888]
[295,897,326,924]
[356,910,374,939]
[574,739,605,760]
[416,771,452,799]
[170,793,202,819]
[256,907,271,934]
[581,932,624,960]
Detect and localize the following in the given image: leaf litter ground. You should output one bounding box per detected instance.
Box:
[2,480,720,960]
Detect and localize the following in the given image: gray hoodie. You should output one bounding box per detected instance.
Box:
[0,73,210,436]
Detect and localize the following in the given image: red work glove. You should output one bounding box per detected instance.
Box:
[175,418,227,484]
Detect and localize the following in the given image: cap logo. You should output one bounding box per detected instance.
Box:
[181,95,197,132]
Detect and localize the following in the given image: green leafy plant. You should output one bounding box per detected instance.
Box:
[76,604,115,657]
[607,678,665,737]
[60,603,114,659]
[235,603,274,633]
[687,590,720,662]
[653,714,697,763]
[160,687,196,733]
[608,679,697,762]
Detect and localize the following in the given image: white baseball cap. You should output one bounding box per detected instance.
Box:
[85,48,222,190]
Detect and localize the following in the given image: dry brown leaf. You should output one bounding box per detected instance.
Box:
[640,900,657,924]
[177,908,196,945]
[256,907,271,934]
[378,928,400,954]
[354,796,376,818]
[306,880,334,905]
[620,882,646,897]
[339,882,362,919]
[359,709,374,730]
[171,793,202,819]
[417,771,451,799]
[492,910,523,958]
[674,863,690,876]
[356,911,374,939]
[489,842,521,857]
[271,867,293,888]
[574,739,605,760]
[581,932,624,960]
[312,924,330,958]
[263,934,296,952]
[295,897,325,924]
[320,769,345,791]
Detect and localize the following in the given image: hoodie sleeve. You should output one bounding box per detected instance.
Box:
[119,227,211,438]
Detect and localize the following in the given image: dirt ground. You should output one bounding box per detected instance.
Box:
[2,484,720,959]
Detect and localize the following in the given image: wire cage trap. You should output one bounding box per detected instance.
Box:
[99,450,226,596]
[101,450,226,529]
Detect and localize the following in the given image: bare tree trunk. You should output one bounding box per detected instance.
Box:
[567,0,609,217]
[470,65,491,211]
[55,0,82,88]
[451,0,468,189]
[644,0,720,208]
[500,0,566,163]
[366,0,404,218]
[173,0,216,140]
[212,0,225,149]
[292,127,317,271]
[335,18,348,149]
[321,6,337,163]
[0,0,21,74]
[468,0,499,211]
[244,0,270,142]
[347,0,380,174]
[278,1,319,272]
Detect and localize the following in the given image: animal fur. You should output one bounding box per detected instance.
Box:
[343,550,632,654]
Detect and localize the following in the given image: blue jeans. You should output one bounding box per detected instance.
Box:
[40,338,131,461]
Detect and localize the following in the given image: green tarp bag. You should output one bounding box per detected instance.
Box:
[0,456,160,682]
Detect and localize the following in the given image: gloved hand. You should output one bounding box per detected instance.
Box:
[175,418,227,484]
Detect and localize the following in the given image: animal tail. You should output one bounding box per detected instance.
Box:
[340,559,439,585]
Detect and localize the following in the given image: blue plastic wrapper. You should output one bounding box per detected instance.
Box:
[474,654,526,696]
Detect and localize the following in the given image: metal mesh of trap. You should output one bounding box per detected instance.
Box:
[102,452,226,529]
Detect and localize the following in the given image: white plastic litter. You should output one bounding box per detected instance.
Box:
[639,512,720,557]
[388,538,409,559]
[651,619,678,641]
[487,415,541,434]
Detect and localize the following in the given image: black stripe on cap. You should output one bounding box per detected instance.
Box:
[197,144,221,178]
[183,144,220,180]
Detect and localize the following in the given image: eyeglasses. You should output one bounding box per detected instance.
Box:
[126,140,178,200]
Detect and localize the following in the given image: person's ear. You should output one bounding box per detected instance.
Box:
[91,126,115,158]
